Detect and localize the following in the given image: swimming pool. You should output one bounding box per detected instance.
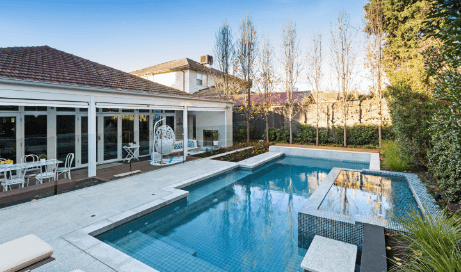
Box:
[97,156,369,272]
[319,170,420,221]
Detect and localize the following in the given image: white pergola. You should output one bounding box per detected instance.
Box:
[0,77,233,177]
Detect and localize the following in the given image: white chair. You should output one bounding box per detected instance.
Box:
[21,154,41,185]
[56,153,74,180]
[35,160,57,184]
[1,165,26,192]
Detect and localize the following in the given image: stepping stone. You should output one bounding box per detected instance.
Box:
[360,223,387,272]
[301,235,357,272]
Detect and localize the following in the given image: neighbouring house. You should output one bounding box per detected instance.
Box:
[130,56,221,95]
[0,46,233,178]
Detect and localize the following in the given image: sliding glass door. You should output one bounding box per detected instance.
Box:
[57,115,75,167]
[103,116,118,161]
[25,115,47,157]
[122,115,134,158]
[139,115,149,156]
[0,116,17,163]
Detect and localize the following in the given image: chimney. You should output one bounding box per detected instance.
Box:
[200,55,213,68]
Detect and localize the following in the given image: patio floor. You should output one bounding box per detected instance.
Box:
[0,157,239,271]
[0,155,201,208]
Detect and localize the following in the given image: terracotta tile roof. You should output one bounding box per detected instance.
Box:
[130,58,223,76]
[0,46,191,97]
[197,91,311,106]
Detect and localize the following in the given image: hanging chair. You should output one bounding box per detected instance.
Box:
[154,125,175,156]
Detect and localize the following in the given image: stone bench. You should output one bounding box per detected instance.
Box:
[301,235,357,272]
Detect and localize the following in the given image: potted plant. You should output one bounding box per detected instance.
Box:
[213,131,220,146]
[38,154,47,163]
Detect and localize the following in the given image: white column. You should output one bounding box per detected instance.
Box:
[183,106,188,161]
[88,96,97,177]
[134,112,140,157]
[47,107,56,160]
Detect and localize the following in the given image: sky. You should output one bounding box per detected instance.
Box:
[1,0,370,92]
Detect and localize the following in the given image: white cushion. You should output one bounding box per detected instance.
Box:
[0,234,53,272]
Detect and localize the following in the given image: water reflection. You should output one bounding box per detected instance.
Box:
[319,171,419,221]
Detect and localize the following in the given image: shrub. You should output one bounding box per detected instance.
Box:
[428,70,461,203]
[275,127,290,143]
[391,209,461,272]
[296,124,330,144]
[363,144,376,149]
[382,140,408,171]
[331,124,393,146]
[387,86,433,167]
[234,125,258,142]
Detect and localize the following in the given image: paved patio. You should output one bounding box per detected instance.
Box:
[0,157,238,271]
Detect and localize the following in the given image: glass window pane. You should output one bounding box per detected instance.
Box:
[81,116,88,165]
[0,106,19,111]
[104,116,118,160]
[102,108,119,113]
[122,109,134,112]
[139,115,149,156]
[79,108,88,112]
[25,115,47,157]
[122,115,134,158]
[57,115,75,167]
[139,109,149,113]
[25,106,47,111]
[0,117,16,163]
[56,107,75,112]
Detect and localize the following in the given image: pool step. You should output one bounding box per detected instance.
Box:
[146,231,197,256]
[111,231,225,272]
[360,224,387,272]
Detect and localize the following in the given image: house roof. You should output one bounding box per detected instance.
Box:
[130,58,223,76]
[197,91,311,106]
[0,46,190,97]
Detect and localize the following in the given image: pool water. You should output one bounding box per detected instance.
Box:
[97,156,368,272]
[319,171,420,221]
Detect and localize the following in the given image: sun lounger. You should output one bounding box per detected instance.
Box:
[0,234,53,272]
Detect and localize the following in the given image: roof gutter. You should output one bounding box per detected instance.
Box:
[0,77,234,105]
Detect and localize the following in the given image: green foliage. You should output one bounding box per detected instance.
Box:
[391,209,461,272]
[296,124,329,144]
[425,0,461,69]
[331,124,394,146]
[428,70,461,203]
[234,125,258,142]
[265,127,290,143]
[386,87,433,167]
[382,140,409,171]
[363,144,377,149]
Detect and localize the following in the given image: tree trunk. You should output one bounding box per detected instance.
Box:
[246,85,250,143]
[266,114,269,142]
[289,115,293,144]
[378,98,382,147]
[316,101,319,146]
[343,101,347,147]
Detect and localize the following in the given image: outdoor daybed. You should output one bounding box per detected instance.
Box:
[0,234,53,272]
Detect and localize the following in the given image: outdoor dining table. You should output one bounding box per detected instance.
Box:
[0,160,63,171]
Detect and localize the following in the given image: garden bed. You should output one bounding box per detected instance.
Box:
[213,142,270,162]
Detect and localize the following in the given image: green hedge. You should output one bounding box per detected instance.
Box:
[297,123,393,146]
[233,125,258,142]
[296,124,329,144]
[267,127,290,143]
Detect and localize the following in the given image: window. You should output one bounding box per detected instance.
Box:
[56,107,75,112]
[197,73,204,86]
[25,106,47,111]
[0,106,19,111]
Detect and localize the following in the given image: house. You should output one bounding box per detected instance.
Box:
[0,46,233,177]
[130,56,221,95]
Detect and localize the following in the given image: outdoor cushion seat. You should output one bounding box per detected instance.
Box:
[0,234,53,272]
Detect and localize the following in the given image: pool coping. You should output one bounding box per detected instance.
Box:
[60,152,284,272]
[59,148,388,272]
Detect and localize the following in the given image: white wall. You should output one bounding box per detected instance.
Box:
[194,111,229,148]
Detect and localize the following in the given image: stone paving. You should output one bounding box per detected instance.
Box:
[0,158,238,272]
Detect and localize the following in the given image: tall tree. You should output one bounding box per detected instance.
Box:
[330,10,357,147]
[365,0,435,166]
[213,20,235,100]
[281,17,302,144]
[257,35,277,142]
[364,0,386,147]
[236,14,258,143]
[306,32,323,146]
